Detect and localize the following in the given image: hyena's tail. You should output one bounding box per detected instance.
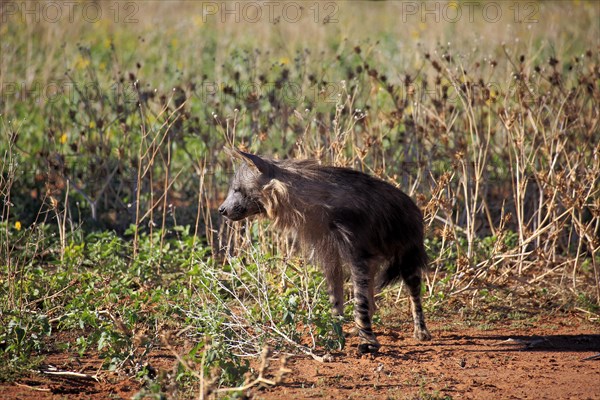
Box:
[378,244,428,290]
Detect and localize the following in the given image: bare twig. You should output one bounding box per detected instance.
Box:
[15,382,51,392]
[38,365,99,382]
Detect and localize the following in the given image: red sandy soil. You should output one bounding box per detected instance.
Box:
[2,313,599,399]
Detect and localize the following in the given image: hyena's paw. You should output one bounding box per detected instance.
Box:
[414,328,432,341]
[357,341,381,354]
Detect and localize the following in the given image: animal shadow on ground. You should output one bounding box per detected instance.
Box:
[361,332,600,361]
[439,333,600,353]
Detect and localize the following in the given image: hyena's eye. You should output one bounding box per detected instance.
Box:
[233,187,242,193]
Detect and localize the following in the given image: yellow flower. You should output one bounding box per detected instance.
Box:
[75,55,90,70]
[15,221,21,231]
[486,90,497,106]
[279,57,290,65]
[89,121,96,129]
[60,133,68,144]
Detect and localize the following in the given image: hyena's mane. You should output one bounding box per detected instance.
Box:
[258,159,324,235]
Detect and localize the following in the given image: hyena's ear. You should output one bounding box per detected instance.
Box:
[237,151,275,176]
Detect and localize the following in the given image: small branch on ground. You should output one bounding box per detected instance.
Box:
[37,365,99,382]
[15,382,51,392]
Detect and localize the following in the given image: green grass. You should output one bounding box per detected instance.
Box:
[1,1,599,397]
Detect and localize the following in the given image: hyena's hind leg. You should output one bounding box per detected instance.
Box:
[399,247,431,341]
[350,260,381,354]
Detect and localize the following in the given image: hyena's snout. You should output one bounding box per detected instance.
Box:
[218,202,243,220]
[217,204,228,216]
[218,197,258,221]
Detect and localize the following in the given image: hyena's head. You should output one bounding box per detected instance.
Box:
[218,150,279,221]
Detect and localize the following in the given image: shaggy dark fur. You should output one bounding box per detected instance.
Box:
[219,150,431,354]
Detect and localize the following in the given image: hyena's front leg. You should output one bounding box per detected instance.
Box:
[351,263,380,354]
[324,260,344,317]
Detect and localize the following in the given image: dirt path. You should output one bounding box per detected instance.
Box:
[3,314,599,399]
[256,315,600,400]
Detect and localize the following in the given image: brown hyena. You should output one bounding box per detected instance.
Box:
[218,150,431,354]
